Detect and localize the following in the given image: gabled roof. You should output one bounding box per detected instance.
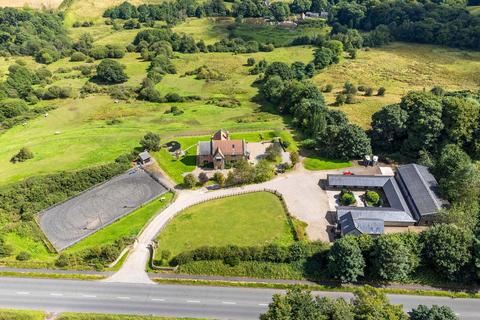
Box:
[212,129,229,141]
[395,164,446,217]
[328,175,389,188]
[198,141,211,156]
[212,140,245,156]
[339,212,384,235]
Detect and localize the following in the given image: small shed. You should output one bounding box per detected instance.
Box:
[139,151,152,165]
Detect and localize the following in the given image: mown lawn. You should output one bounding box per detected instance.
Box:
[57,313,203,320]
[65,192,174,253]
[303,156,352,171]
[156,192,296,260]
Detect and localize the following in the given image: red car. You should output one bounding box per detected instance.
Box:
[343,171,354,175]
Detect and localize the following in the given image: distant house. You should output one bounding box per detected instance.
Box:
[328,164,448,236]
[138,151,152,165]
[197,129,249,170]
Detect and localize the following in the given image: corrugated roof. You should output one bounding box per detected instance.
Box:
[396,164,443,216]
[139,151,151,161]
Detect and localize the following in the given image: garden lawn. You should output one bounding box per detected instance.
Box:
[156,192,296,260]
[153,130,291,184]
[303,156,352,171]
[65,192,174,253]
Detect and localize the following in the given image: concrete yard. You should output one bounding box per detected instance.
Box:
[39,168,168,251]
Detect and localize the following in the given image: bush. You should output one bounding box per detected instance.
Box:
[10,147,34,163]
[0,237,13,257]
[16,251,31,261]
[213,172,226,187]
[335,93,346,105]
[377,87,386,96]
[165,92,183,102]
[345,93,357,104]
[323,84,333,92]
[265,143,282,162]
[289,151,299,165]
[247,57,256,66]
[410,305,458,320]
[365,87,374,96]
[198,172,209,185]
[364,190,380,206]
[70,52,87,62]
[224,255,240,267]
[183,173,197,188]
[339,189,356,206]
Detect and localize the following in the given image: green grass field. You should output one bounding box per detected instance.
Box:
[0,309,45,320]
[156,192,296,260]
[303,156,352,171]
[313,42,480,128]
[468,5,480,15]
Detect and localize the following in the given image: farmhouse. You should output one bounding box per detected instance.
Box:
[328,164,448,236]
[197,129,249,169]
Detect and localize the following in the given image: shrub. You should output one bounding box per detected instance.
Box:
[365,87,374,96]
[377,87,386,96]
[183,173,197,188]
[323,84,333,92]
[0,237,13,257]
[213,172,225,187]
[198,172,209,185]
[70,52,87,62]
[364,190,380,206]
[343,82,357,94]
[224,255,240,267]
[10,147,34,163]
[0,99,28,119]
[339,189,356,206]
[265,143,282,162]
[335,93,346,105]
[410,305,458,320]
[247,57,256,66]
[345,93,357,104]
[289,151,299,165]
[165,92,183,102]
[16,251,31,261]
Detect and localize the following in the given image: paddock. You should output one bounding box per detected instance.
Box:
[39,168,168,251]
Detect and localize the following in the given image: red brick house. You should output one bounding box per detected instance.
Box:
[197,129,249,169]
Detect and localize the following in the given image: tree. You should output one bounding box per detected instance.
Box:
[265,143,282,162]
[290,151,299,165]
[183,173,197,188]
[260,75,285,103]
[335,93,346,106]
[328,236,365,282]
[316,297,354,320]
[313,47,333,69]
[377,87,386,96]
[0,237,13,258]
[264,62,294,81]
[270,2,290,22]
[352,286,408,320]
[96,59,128,84]
[290,0,312,13]
[74,33,94,54]
[401,92,443,153]
[372,234,416,281]
[318,124,372,160]
[370,103,409,152]
[442,96,480,146]
[410,305,458,320]
[434,144,471,180]
[247,57,256,66]
[213,172,225,187]
[421,224,473,280]
[140,132,161,152]
[261,288,322,320]
[254,160,274,182]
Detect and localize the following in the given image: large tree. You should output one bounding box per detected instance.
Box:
[370,104,408,153]
[410,305,459,320]
[327,236,365,283]
[96,59,129,84]
[442,96,480,147]
[372,234,416,281]
[421,224,473,280]
[290,0,312,13]
[270,2,291,22]
[352,286,408,320]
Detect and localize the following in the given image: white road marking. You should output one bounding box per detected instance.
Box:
[81,294,97,298]
[50,293,63,296]
[258,303,268,306]
[187,300,201,303]
[222,301,236,305]
[16,292,30,295]
[151,298,165,302]
[116,296,131,300]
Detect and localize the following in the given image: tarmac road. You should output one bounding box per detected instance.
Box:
[0,277,478,319]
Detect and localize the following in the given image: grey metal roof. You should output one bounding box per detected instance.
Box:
[382,178,411,214]
[198,141,211,156]
[328,174,389,188]
[139,151,151,161]
[339,212,384,235]
[396,164,444,217]
[337,207,416,224]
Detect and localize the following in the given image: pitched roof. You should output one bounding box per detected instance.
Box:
[198,141,211,156]
[395,164,446,217]
[212,129,229,141]
[212,140,245,156]
[339,212,384,235]
[328,175,390,188]
[139,151,151,161]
